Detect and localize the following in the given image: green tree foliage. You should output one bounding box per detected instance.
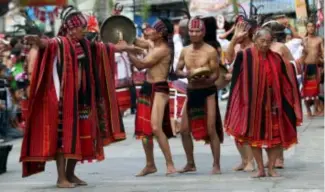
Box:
[140,0,150,22]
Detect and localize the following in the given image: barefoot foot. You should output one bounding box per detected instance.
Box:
[274,159,284,169]
[268,170,281,177]
[211,166,221,174]
[56,180,76,188]
[244,162,255,172]
[136,166,157,177]
[166,165,177,176]
[67,175,88,186]
[233,162,245,171]
[307,112,313,119]
[251,170,266,178]
[178,164,197,173]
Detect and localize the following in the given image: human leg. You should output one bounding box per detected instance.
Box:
[151,92,176,175]
[66,159,87,185]
[251,147,266,178]
[266,146,282,177]
[136,138,157,176]
[129,84,137,114]
[178,103,196,173]
[243,145,255,172]
[56,153,75,188]
[206,94,221,174]
[233,142,247,171]
[274,149,284,169]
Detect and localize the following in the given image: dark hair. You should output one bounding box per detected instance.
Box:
[306,20,316,27]
[159,18,174,41]
[9,38,19,48]
[157,18,177,80]
[262,21,286,42]
[202,17,217,43]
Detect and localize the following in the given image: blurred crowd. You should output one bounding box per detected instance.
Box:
[0,36,29,142]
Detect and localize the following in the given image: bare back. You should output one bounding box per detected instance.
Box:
[183,43,218,89]
[271,42,294,62]
[304,36,323,65]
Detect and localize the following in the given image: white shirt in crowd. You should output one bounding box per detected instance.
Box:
[115,52,132,79]
[285,38,303,61]
[173,34,188,83]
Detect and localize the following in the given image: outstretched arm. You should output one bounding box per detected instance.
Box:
[24,35,48,48]
[127,47,164,70]
[113,42,145,56]
[175,49,188,78]
[134,38,152,50]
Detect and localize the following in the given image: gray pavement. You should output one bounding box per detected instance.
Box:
[0,101,324,192]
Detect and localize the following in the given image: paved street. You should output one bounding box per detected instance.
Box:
[0,101,324,192]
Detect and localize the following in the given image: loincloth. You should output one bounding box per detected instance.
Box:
[187,86,223,143]
[302,64,320,100]
[135,81,173,140]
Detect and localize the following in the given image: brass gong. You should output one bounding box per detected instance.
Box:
[100,15,136,44]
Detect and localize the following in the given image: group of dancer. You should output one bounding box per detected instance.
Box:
[12,5,323,188]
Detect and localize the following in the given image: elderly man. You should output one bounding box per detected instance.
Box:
[225,28,302,178]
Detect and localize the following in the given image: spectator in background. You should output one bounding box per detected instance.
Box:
[0,63,23,142]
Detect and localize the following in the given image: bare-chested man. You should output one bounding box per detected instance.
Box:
[126,18,177,176]
[176,17,223,174]
[224,17,257,172]
[301,21,324,117]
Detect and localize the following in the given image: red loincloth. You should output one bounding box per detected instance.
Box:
[91,43,126,145]
[225,47,302,149]
[135,81,174,139]
[132,71,146,97]
[186,86,224,143]
[301,64,320,100]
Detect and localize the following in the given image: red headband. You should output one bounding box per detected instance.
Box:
[58,13,87,36]
[188,18,206,33]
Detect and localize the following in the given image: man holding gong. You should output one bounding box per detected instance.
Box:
[176,17,224,174]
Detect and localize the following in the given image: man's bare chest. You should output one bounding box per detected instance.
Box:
[306,40,320,50]
[184,51,209,68]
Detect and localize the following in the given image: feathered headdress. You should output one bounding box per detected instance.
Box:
[87,14,99,33]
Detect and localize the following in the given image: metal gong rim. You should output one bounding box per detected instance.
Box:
[100,15,136,44]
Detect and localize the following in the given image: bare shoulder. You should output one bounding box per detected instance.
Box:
[204,43,218,55]
[182,45,190,54]
[316,36,323,43]
[152,44,170,57]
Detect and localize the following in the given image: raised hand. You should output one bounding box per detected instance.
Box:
[233,22,248,42]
